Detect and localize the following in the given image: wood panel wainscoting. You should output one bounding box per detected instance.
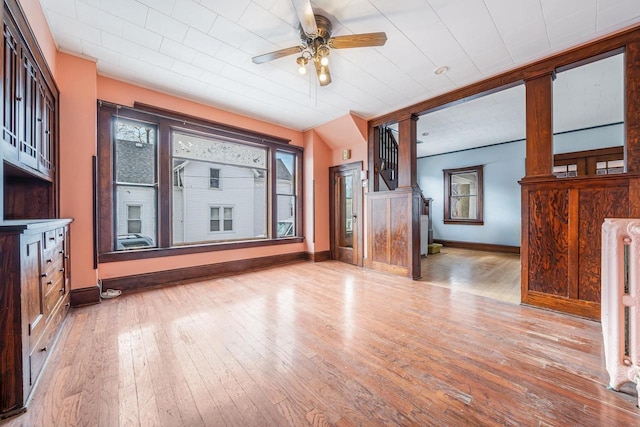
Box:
[3,261,639,426]
[365,187,421,279]
[521,174,639,320]
[100,252,308,293]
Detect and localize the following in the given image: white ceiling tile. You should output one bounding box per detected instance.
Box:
[160,38,198,63]
[216,43,252,67]
[172,60,203,79]
[209,15,252,48]
[41,0,77,18]
[138,0,175,15]
[199,0,251,22]
[52,32,83,53]
[76,2,124,36]
[99,0,148,26]
[138,46,174,69]
[191,54,225,74]
[183,28,224,55]
[171,0,218,33]
[237,3,287,40]
[596,0,640,31]
[101,32,142,58]
[48,11,101,45]
[146,10,189,42]
[122,24,163,50]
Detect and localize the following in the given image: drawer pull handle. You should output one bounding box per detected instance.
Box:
[41,273,47,278]
[59,268,64,273]
[48,236,55,241]
[46,259,52,264]
[39,346,47,352]
[46,280,52,285]
[59,288,64,293]
[59,250,64,255]
[64,255,69,259]
[65,303,70,308]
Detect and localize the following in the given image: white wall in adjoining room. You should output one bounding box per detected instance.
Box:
[417,140,525,248]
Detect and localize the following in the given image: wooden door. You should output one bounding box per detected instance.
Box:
[330,162,363,266]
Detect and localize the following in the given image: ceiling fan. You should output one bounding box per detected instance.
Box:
[251,0,387,86]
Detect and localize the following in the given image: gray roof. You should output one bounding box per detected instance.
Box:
[115,139,156,184]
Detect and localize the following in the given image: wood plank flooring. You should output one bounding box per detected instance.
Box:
[2,260,638,426]
[420,247,521,304]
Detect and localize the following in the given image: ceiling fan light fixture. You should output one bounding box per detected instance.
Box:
[296,55,308,74]
[318,45,330,66]
[319,68,328,82]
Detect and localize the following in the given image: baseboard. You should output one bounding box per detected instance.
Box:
[434,239,520,254]
[306,251,331,262]
[101,252,308,293]
[70,285,101,307]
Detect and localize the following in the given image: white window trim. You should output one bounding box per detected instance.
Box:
[127,204,142,234]
[209,205,234,233]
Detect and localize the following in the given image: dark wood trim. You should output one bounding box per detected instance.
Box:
[306,250,331,262]
[626,38,640,174]
[525,73,554,178]
[434,239,520,254]
[397,115,418,188]
[70,285,101,307]
[370,25,640,126]
[98,237,304,263]
[101,252,307,293]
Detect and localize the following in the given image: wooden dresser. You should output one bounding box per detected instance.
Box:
[0,219,72,419]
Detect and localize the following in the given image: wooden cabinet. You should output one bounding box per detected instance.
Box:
[0,219,71,419]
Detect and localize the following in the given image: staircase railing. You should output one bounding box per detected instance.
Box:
[378,127,398,190]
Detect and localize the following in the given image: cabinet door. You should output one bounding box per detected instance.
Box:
[22,236,44,350]
[2,19,20,158]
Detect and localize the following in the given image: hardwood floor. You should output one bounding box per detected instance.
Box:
[420,247,521,304]
[3,260,638,426]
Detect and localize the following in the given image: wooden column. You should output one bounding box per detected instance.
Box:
[369,125,380,191]
[524,73,554,178]
[626,40,640,218]
[397,114,418,188]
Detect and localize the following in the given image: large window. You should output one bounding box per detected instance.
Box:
[97,102,302,260]
[443,165,483,225]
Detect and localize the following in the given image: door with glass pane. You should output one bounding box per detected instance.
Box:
[330,162,362,266]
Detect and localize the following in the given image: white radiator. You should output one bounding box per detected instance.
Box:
[601,218,640,408]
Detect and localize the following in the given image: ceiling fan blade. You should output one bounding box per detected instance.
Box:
[291,0,318,36]
[330,32,387,49]
[252,46,303,64]
[314,59,331,86]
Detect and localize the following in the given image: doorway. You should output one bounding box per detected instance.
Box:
[329,162,363,266]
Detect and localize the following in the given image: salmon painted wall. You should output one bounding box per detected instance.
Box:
[19,0,57,74]
[57,53,98,289]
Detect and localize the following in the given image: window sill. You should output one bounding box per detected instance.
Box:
[443,220,484,226]
[98,237,304,263]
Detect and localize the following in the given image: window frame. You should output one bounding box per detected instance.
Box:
[97,101,303,263]
[126,204,142,234]
[443,165,484,225]
[209,167,221,189]
[209,205,234,233]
